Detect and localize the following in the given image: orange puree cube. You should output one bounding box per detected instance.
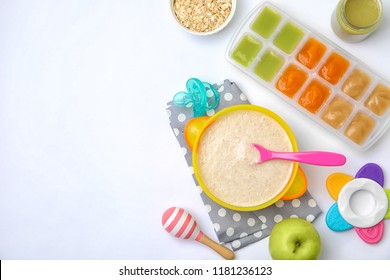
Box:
[319,52,350,85]
[296,38,327,69]
[298,80,330,113]
[276,64,308,98]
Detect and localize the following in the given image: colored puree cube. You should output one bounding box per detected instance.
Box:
[299,80,330,113]
[276,64,308,98]
[342,68,371,100]
[321,96,353,129]
[344,111,376,145]
[273,22,304,54]
[231,34,262,67]
[254,50,284,82]
[251,6,282,38]
[319,52,350,85]
[365,84,390,116]
[296,38,327,69]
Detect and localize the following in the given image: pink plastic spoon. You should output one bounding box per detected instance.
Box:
[253,144,346,166]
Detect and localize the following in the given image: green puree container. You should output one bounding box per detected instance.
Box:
[331,0,383,42]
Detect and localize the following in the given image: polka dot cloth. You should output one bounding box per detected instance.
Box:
[166,79,322,251]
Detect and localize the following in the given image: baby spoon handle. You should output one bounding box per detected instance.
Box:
[270,151,346,166]
[198,234,235,260]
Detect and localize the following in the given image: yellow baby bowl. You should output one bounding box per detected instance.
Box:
[191,104,302,211]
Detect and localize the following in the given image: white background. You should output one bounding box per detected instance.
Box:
[0,0,389,260]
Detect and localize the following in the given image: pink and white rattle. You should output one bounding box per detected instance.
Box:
[162,207,235,260]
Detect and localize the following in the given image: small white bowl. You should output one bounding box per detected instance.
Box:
[170,0,236,36]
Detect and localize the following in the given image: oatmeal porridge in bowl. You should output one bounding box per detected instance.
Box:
[192,105,299,211]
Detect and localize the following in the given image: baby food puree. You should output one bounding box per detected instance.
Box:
[332,0,383,42]
[344,0,381,27]
[251,6,282,38]
[296,38,327,70]
[193,106,297,210]
[277,64,308,98]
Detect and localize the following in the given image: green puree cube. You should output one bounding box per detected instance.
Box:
[254,49,284,82]
[274,22,305,54]
[251,6,282,38]
[231,34,262,67]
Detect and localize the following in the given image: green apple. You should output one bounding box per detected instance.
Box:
[269,218,321,260]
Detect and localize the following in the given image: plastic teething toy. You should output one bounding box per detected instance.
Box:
[338,178,387,228]
[162,207,235,259]
[252,144,346,166]
[325,163,390,244]
[173,78,220,117]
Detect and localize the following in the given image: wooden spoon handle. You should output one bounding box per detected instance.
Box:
[198,234,235,260]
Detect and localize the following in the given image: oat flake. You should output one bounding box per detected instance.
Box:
[173,0,232,33]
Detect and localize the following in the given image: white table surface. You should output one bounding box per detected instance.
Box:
[1,0,390,260]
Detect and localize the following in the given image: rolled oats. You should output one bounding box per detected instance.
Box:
[173,0,232,33]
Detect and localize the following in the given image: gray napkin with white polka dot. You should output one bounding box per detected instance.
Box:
[166,79,322,251]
